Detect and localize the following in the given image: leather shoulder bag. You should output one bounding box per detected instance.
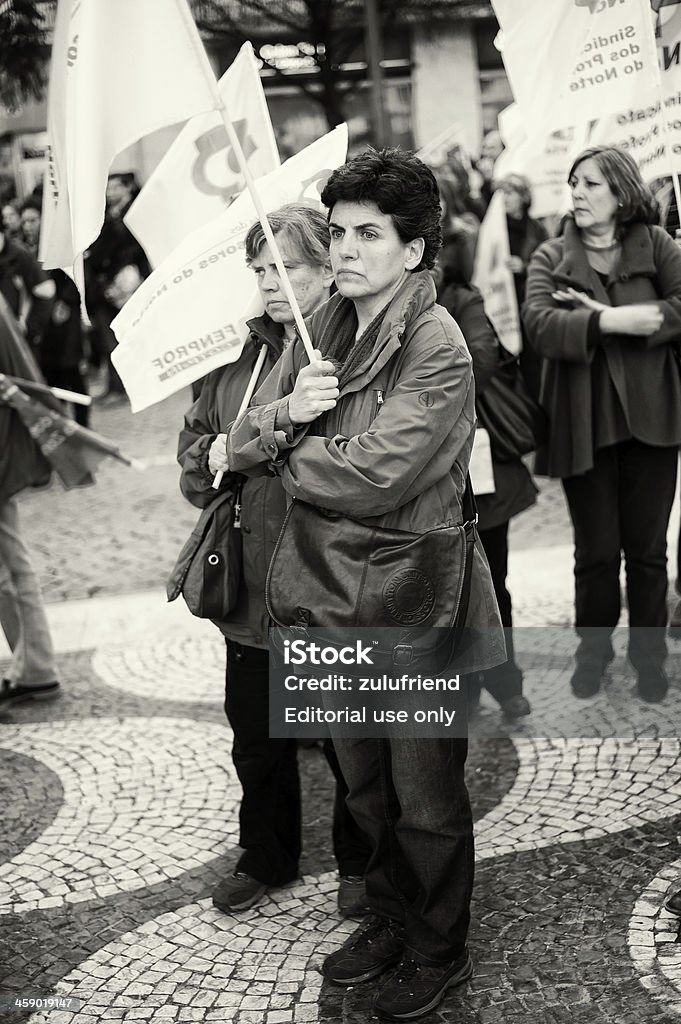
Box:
[266,479,478,673]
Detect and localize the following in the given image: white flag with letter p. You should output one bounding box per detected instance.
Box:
[111,126,349,413]
[124,42,280,268]
[472,190,522,356]
[39,0,220,276]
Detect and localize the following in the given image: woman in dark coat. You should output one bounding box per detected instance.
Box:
[523,145,681,704]
[439,272,537,719]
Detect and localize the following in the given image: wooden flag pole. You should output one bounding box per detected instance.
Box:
[215,101,317,363]
[212,342,268,490]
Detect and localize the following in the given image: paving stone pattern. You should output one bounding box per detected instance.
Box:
[1,396,681,1022]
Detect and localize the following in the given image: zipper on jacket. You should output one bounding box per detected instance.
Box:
[374,389,384,416]
[233,482,243,529]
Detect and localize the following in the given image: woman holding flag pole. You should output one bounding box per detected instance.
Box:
[227,148,504,1021]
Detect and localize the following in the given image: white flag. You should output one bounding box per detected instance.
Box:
[493,0,660,133]
[494,104,590,220]
[39,0,220,276]
[472,190,522,356]
[125,42,280,268]
[111,126,349,413]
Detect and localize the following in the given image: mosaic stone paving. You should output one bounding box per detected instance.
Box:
[2,621,681,1023]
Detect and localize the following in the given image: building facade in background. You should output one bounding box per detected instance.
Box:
[0,0,510,200]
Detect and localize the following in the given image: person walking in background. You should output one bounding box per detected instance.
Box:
[84,173,150,401]
[495,174,549,400]
[228,149,504,1021]
[0,209,55,361]
[439,269,536,720]
[523,145,681,704]
[177,203,370,917]
[1,199,24,245]
[20,198,89,428]
[0,306,60,709]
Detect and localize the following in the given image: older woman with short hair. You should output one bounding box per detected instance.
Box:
[523,145,681,703]
[178,202,370,918]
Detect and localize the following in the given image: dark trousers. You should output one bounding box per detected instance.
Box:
[224,640,370,885]
[477,521,522,702]
[562,439,678,670]
[43,366,90,428]
[333,736,473,963]
[90,307,125,393]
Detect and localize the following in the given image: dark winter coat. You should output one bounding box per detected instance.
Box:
[522,218,681,478]
[177,315,287,648]
[227,271,505,671]
[439,281,537,530]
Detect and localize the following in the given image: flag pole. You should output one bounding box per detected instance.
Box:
[8,376,92,407]
[214,101,317,362]
[178,8,318,364]
[213,342,268,489]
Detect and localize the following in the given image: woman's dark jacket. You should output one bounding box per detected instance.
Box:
[522,218,681,478]
[440,281,537,531]
[177,315,287,649]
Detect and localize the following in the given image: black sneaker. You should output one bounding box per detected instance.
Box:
[374,951,473,1020]
[637,666,669,704]
[570,662,604,698]
[499,694,531,719]
[322,914,404,985]
[0,680,60,707]
[666,889,681,916]
[337,874,370,918]
[212,872,267,913]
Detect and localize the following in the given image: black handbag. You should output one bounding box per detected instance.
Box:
[266,480,478,673]
[475,341,547,462]
[166,485,243,620]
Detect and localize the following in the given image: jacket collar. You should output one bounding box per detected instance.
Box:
[309,271,437,393]
[245,312,286,359]
[553,216,657,294]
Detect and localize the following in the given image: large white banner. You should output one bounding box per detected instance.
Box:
[494,0,660,134]
[588,3,681,182]
[111,126,349,413]
[39,0,220,277]
[125,42,280,268]
[472,190,522,356]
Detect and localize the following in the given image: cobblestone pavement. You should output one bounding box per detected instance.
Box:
[1,393,681,1023]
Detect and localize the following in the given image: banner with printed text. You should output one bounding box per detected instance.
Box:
[493,0,660,134]
[124,42,280,268]
[111,125,349,413]
[588,2,681,184]
[472,190,522,355]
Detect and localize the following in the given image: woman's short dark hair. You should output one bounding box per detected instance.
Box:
[245,202,330,267]
[568,146,659,226]
[320,148,443,270]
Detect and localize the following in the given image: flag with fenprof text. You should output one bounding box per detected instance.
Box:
[111,125,349,413]
[125,42,280,268]
[39,0,221,278]
[472,190,522,355]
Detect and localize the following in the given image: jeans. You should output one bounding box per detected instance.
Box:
[333,736,473,963]
[224,640,370,885]
[0,499,56,685]
[562,439,678,670]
